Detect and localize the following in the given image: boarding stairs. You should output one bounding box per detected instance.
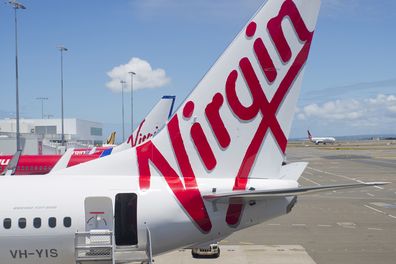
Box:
[75,227,153,264]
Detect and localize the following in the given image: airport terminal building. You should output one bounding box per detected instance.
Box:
[0,118,103,155]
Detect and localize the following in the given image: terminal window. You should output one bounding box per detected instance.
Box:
[90,127,102,136]
[35,126,57,135]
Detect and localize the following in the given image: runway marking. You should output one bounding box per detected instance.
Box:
[317,224,332,227]
[239,241,254,245]
[308,166,386,190]
[363,205,396,219]
[364,204,385,214]
[337,222,356,229]
[307,167,356,182]
[368,227,383,231]
[292,224,306,227]
[301,176,321,186]
[305,171,313,175]
[366,193,375,197]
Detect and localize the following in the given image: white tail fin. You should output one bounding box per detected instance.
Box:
[109,95,175,155]
[105,132,116,145]
[137,0,320,181]
[60,0,321,232]
[136,0,320,230]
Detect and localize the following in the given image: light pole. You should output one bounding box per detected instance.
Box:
[120,80,126,142]
[128,71,136,133]
[57,45,68,147]
[36,97,48,119]
[8,0,26,152]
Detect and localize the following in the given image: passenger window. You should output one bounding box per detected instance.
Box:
[3,218,11,229]
[33,217,41,228]
[48,217,56,228]
[18,218,26,229]
[63,217,72,228]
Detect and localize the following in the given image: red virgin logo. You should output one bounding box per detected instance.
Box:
[127,119,160,147]
[136,0,315,232]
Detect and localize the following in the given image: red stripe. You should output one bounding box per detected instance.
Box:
[191,123,217,171]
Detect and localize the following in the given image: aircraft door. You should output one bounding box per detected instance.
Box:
[84,196,113,231]
[114,193,138,246]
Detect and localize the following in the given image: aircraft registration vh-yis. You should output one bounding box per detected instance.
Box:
[0,0,388,263]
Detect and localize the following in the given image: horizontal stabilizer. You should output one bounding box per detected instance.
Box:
[203,182,390,203]
[279,162,308,181]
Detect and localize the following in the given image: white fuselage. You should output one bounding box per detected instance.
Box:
[310,137,336,144]
[0,175,297,264]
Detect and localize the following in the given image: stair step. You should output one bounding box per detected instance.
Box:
[114,250,148,262]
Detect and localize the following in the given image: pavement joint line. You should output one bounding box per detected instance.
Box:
[367,193,375,197]
[301,176,321,186]
[364,204,385,214]
[267,223,281,226]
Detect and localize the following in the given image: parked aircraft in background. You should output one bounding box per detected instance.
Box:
[0,1,387,263]
[0,96,175,175]
[307,130,336,144]
[105,131,116,145]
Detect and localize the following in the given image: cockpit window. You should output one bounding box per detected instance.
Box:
[63,217,72,228]
[48,217,56,228]
[3,218,11,229]
[33,217,41,228]
[18,218,26,229]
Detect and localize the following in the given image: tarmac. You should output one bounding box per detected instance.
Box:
[155,140,396,264]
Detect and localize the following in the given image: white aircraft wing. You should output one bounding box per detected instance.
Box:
[203,182,389,202]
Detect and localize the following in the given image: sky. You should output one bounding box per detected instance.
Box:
[0,0,395,141]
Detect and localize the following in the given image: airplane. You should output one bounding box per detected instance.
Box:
[307,130,336,145]
[0,96,175,175]
[0,1,388,263]
[104,131,116,146]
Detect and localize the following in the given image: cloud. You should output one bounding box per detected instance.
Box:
[106,57,170,92]
[297,94,396,125]
[300,78,396,104]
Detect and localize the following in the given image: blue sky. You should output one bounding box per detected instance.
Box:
[0,0,395,140]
